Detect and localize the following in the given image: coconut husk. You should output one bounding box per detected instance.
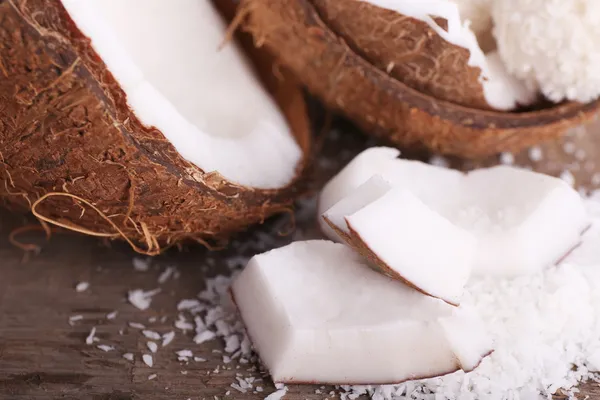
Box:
[0,0,312,254]
[240,0,600,158]
[311,0,491,110]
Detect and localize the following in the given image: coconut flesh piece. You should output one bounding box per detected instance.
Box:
[319,147,590,277]
[360,0,537,110]
[323,175,476,306]
[231,240,493,384]
[60,0,301,189]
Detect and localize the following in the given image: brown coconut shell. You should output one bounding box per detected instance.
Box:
[0,0,312,254]
[311,0,491,110]
[240,0,600,158]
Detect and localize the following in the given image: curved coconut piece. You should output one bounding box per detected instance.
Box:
[0,0,312,253]
[240,0,600,158]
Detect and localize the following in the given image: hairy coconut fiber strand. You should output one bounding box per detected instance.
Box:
[0,0,312,253]
[240,0,600,157]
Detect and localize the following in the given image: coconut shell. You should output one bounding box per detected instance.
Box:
[311,0,491,110]
[240,0,600,158]
[0,0,312,254]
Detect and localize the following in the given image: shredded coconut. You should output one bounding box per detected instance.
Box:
[128,322,146,330]
[75,281,89,292]
[162,331,175,347]
[148,373,157,380]
[97,344,114,352]
[142,354,153,367]
[132,257,151,271]
[147,341,158,353]
[128,288,160,310]
[142,330,161,340]
[158,266,176,284]
[493,0,600,103]
[528,146,543,162]
[85,327,97,345]
[106,310,118,320]
[176,349,193,358]
[123,353,134,361]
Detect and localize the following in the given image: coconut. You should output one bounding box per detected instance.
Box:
[323,175,475,306]
[319,147,590,277]
[0,0,311,253]
[239,0,600,157]
[231,240,493,384]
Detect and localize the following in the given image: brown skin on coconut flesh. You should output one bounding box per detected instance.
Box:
[231,240,493,385]
[319,148,590,279]
[0,0,310,250]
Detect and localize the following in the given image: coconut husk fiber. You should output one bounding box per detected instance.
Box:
[0,0,313,255]
[239,0,600,158]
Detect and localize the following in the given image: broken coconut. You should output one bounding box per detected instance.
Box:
[0,0,311,252]
[319,147,590,277]
[323,175,475,306]
[239,0,599,157]
[232,240,493,384]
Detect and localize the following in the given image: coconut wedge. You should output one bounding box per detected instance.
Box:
[240,0,599,157]
[319,148,590,277]
[324,180,476,306]
[0,0,311,251]
[232,240,493,384]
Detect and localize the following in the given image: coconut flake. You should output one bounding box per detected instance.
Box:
[123,353,134,361]
[132,257,150,271]
[97,344,114,352]
[142,330,161,340]
[85,327,97,345]
[177,299,201,311]
[128,288,160,310]
[158,266,176,284]
[162,331,175,347]
[142,354,153,367]
[147,341,158,353]
[75,281,89,292]
[106,310,118,320]
[148,373,157,380]
[128,322,146,330]
[193,330,216,345]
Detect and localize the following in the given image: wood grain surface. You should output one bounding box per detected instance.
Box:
[2,118,600,399]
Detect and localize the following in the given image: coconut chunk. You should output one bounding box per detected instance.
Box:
[461,166,589,276]
[322,175,393,241]
[319,147,590,277]
[59,0,300,188]
[344,188,476,306]
[232,240,492,384]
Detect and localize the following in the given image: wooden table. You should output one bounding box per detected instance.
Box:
[2,119,600,399]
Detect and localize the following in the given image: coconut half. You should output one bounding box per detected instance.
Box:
[0,0,311,251]
[323,175,475,305]
[240,0,599,157]
[231,240,493,384]
[319,148,590,277]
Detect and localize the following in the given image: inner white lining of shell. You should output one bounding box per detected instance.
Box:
[60,0,301,189]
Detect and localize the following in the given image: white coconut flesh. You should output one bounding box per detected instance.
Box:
[319,147,590,277]
[231,240,493,384]
[322,174,393,235]
[360,0,538,110]
[60,0,301,189]
[344,185,476,305]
